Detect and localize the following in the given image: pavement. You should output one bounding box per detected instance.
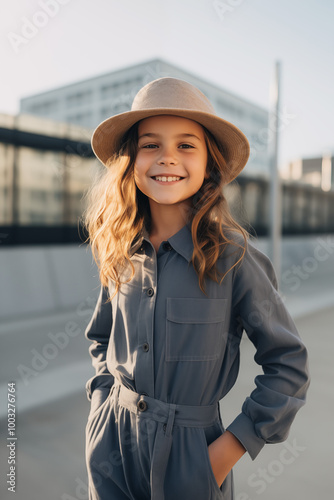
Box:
[0,252,333,499]
[221,305,333,500]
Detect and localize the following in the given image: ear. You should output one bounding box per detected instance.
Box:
[204,165,210,180]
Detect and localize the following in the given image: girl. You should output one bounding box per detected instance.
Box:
[82,77,310,500]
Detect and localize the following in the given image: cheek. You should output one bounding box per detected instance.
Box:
[195,156,209,183]
[133,164,152,195]
[133,160,145,186]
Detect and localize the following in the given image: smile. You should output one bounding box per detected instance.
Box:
[151,176,184,183]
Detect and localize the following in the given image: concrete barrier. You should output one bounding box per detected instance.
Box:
[0,244,100,320]
[1,234,333,321]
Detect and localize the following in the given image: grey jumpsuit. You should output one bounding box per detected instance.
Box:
[84,222,310,500]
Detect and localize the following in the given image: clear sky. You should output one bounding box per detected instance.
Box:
[1,0,333,166]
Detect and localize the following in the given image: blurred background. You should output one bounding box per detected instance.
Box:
[0,1,333,498]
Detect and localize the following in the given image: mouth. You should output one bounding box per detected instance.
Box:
[151,175,185,183]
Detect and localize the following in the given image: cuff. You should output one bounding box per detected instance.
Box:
[226,412,266,460]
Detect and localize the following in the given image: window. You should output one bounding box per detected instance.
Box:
[100,81,120,97]
[66,90,92,108]
[30,100,58,113]
[31,190,47,202]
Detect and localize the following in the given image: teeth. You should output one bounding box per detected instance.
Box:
[154,176,182,182]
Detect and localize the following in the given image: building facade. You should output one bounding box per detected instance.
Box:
[20,59,270,177]
[0,113,98,227]
[286,154,334,191]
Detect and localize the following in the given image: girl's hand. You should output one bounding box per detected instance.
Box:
[207,430,246,487]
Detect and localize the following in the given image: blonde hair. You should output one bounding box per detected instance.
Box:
[81,121,249,301]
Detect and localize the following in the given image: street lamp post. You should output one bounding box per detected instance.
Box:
[268,60,282,290]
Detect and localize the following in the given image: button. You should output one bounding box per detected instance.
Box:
[146,287,154,297]
[137,399,148,412]
[163,242,172,251]
[139,246,144,252]
[163,423,167,432]
[143,342,149,352]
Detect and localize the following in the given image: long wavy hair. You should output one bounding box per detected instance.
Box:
[81,120,249,302]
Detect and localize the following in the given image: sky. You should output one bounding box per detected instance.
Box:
[0,0,333,166]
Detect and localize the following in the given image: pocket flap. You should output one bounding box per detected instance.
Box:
[166,298,227,324]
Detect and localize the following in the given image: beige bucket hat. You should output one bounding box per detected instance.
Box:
[91,77,250,183]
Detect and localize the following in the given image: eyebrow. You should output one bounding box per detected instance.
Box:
[138,132,201,141]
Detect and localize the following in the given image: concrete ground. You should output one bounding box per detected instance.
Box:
[222,305,333,500]
[0,303,333,500]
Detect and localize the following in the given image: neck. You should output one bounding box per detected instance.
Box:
[148,200,191,240]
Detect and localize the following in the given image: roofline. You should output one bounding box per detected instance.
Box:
[20,57,268,114]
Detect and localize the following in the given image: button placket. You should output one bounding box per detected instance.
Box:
[135,242,157,398]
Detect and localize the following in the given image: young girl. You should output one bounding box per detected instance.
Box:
[82,77,310,500]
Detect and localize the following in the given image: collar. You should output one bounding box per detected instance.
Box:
[129,221,194,263]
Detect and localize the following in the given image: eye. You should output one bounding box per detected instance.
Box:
[141,143,158,149]
[179,144,194,149]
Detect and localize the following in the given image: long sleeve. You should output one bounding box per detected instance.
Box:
[226,241,310,460]
[84,283,115,401]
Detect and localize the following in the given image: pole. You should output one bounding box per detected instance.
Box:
[268,60,282,290]
[12,115,19,226]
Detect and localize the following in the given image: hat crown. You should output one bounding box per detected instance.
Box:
[131,77,216,115]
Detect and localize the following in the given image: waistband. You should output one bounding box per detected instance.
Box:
[114,382,219,431]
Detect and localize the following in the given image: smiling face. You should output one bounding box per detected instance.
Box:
[134,115,209,210]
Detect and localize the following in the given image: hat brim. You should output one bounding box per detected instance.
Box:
[91,108,250,183]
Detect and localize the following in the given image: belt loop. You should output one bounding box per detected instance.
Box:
[165,403,176,438]
[114,382,121,409]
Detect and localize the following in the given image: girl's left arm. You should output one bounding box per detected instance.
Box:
[223,241,310,463]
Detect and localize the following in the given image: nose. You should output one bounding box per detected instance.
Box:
[157,145,177,166]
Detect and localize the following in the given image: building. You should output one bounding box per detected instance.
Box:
[285,153,334,191]
[20,58,270,177]
[0,113,97,229]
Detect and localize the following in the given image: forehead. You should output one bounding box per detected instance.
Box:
[137,114,205,136]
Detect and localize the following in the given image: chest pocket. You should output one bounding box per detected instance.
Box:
[165,298,227,362]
